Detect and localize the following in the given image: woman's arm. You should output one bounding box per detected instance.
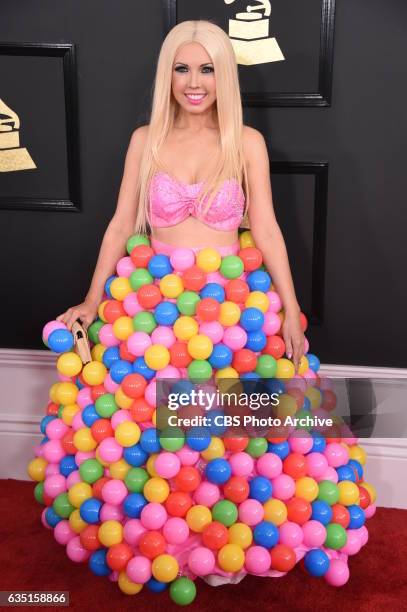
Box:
[85,125,148,305]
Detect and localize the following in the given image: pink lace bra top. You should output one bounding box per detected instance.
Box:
[149,171,245,231]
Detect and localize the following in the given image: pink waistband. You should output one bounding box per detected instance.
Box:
[150,236,240,256]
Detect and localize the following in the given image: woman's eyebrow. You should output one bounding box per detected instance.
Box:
[174,62,213,66]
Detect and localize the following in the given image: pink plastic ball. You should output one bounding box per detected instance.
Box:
[66,536,90,562]
[170,248,195,272]
[66,470,82,488]
[341,530,361,555]
[206,271,227,286]
[100,503,124,522]
[45,422,69,443]
[256,453,282,479]
[123,519,146,546]
[262,311,281,335]
[222,326,247,350]
[238,499,264,526]
[42,440,65,463]
[116,256,134,277]
[102,479,128,505]
[99,324,120,347]
[265,291,282,313]
[199,321,224,344]
[42,320,66,345]
[272,474,296,500]
[44,474,67,498]
[357,524,369,546]
[154,452,181,479]
[279,521,303,547]
[71,411,85,431]
[324,442,349,468]
[229,452,254,477]
[188,547,216,576]
[77,387,92,409]
[54,520,75,545]
[245,545,271,574]
[156,365,181,379]
[74,451,95,465]
[144,380,156,406]
[45,464,60,477]
[127,556,152,584]
[111,409,132,430]
[317,466,339,483]
[104,373,120,393]
[176,446,200,466]
[163,517,190,545]
[302,520,327,547]
[151,326,176,348]
[289,432,314,454]
[98,437,123,463]
[324,558,350,586]
[140,502,168,530]
[193,481,221,507]
[127,331,152,356]
[364,503,376,520]
[306,452,329,478]
[123,292,143,317]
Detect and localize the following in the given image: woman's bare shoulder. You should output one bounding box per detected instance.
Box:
[242,125,267,166]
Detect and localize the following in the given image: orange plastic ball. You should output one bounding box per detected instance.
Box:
[225,279,250,303]
[182,266,207,291]
[169,342,192,368]
[165,491,193,517]
[223,476,250,503]
[283,453,307,479]
[196,298,220,322]
[202,521,229,550]
[80,524,101,551]
[286,497,312,525]
[174,466,201,492]
[106,543,133,571]
[137,284,162,309]
[91,418,114,443]
[103,300,126,324]
[262,335,286,359]
[238,247,263,271]
[270,544,297,572]
[223,436,249,452]
[130,244,154,268]
[130,397,155,423]
[331,503,350,528]
[232,348,257,373]
[138,530,166,559]
[121,373,147,399]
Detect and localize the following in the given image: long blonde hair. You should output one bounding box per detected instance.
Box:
[134,19,250,234]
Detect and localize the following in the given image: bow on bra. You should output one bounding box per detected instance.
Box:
[149,171,245,231]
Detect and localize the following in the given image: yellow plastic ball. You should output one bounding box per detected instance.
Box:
[275,393,298,419]
[275,358,296,381]
[91,343,106,362]
[219,301,241,327]
[55,382,78,405]
[61,403,80,426]
[349,444,367,465]
[146,454,159,477]
[305,386,323,410]
[295,477,319,502]
[361,481,376,504]
[68,482,93,508]
[144,344,170,370]
[98,300,109,322]
[218,544,245,572]
[338,481,360,506]
[113,316,134,341]
[57,351,83,377]
[115,388,133,410]
[159,274,184,298]
[245,291,269,313]
[98,520,123,547]
[109,459,132,480]
[297,355,309,376]
[110,277,132,301]
[118,571,143,595]
[69,508,87,533]
[73,427,98,452]
[49,382,60,404]
[215,366,239,380]
[186,505,212,533]
[151,554,179,583]
[143,477,170,503]
[228,523,253,549]
[115,421,141,447]
[196,248,221,272]
[82,361,107,386]
[152,410,157,426]
[201,436,225,461]
[187,334,213,360]
[173,316,199,341]
[27,457,47,482]
[263,499,287,525]
[239,230,255,249]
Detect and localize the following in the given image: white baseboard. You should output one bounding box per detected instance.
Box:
[1,350,406,508]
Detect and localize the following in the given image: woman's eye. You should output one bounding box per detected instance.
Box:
[174,66,214,73]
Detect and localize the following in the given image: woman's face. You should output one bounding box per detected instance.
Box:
[171,42,217,115]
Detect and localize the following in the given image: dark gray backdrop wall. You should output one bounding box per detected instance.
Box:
[0,0,406,368]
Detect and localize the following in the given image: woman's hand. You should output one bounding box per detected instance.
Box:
[56,298,99,332]
[281,310,305,374]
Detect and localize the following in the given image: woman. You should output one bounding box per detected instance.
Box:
[35,19,375,600]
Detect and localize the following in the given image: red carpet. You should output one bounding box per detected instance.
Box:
[0,478,406,611]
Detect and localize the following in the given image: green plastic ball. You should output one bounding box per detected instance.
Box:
[246,437,268,458]
[34,482,44,505]
[294,409,313,432]
[317,480,340,505]
[130,268,153,291]
[187,359,213,382]
[220,255,244,279]
[255,354,277,378]
[159,426,185,451]
[79,458,104,484]
[57,405,64,418]
[126,234,150,254]
[177,291,200,315]
[95,393,118,418]
[53,492,75,518]
[169,577,197,606]
[325,523,347,549]
[133,311,157,334]
[211,499,238,526]
[125,467,150,493]
[87,320,104,345]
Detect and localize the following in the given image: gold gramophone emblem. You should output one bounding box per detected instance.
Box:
[0,99,36,172]
[224,0,285,65]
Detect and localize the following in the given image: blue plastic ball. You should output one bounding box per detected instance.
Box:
[304,549,330,577]
[40,415,56,435]
[205,458,231,484]
[311,432,327,453]
[110,359,133,383]
[123,443,149,467]
[306,353,321,372]
[311,500,333,525]
[47,329,74,353]
[206,410,228,436]
[140,428,161,454]
[45,506,62,528]
[186,426,211,451]
[59,455,78,477]
[209,343,233,369]
[348,504,366,529]
[348,459,363,480]
[102,346,121,369]
[336,465,356,482]
[249,476,273,502]
[245,330,267,351]
[253,521,279,547]
[148,254,173,278]
[133,357,155,380]
[239,307,265,332]
[104,275,116,299]
[82,404,100,427]
[154,301,179,325]
[199,283,225,303]
[89,549,111,576]
[79,498,102,524]
[268,440,290,459]
[247,270,271,292]
[123,493,148,518]
[146,577,168,592]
